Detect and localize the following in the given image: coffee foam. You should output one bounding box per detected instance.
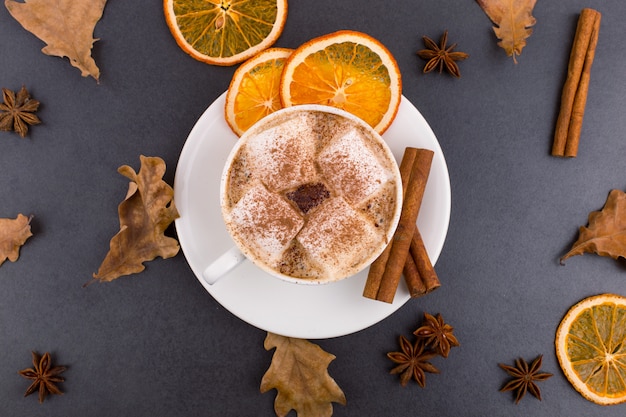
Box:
[318,128,393,205]
[223,109,399,281]
[246,114,319,192]
[296,196,382,279]
[226,182,304,266]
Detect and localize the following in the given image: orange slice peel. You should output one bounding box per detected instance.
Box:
[164,0,288,66]
[279,30,402,135]
[556,293,626,405]
[225,47,292,136]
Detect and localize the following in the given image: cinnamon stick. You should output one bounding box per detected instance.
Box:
[403,227,439,298]
[552,8,601,158]
[403,252,427,297]
[409,228,440,295]
[363,148,417,299]
[375,148,433,303]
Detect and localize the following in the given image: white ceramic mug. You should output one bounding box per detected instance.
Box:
[204,104,403,285]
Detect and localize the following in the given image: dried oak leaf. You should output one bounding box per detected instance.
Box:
[561,189,626,264]
[476,0,537,63]
[5,0,107,81]
[261,333,346,417]
[88,156,179,285]
[0,214,33,267]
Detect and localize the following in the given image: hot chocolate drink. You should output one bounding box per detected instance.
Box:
[221,106,401,283]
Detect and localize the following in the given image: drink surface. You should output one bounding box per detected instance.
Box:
[222,109,400,282]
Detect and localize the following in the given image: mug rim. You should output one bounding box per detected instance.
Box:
[219,104,403,285]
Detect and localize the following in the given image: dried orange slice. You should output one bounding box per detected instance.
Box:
[163,0,288,66]
[279,30,402,135]
[555,293,626,405]
[225,48,292,136]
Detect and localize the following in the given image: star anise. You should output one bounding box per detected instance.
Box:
[18,351,67,403]
[387,335,439,387]
[0,85,41,138]
[416,30,469,78]
[414,312,459,358]
[499,355,553,404]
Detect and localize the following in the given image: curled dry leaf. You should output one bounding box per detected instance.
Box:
[0,213,33,267]
[88,156,179,285]
[476,0,537,63]
[261,333,346,417]
[561,189,626,264]
[5,0,107,81]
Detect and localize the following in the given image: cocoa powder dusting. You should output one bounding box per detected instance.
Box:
[224,110,399,281]
[227,146,253,205]
[359,181,398,238]
[279,239,324,279]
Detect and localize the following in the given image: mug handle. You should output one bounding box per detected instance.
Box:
[202,246,247,285]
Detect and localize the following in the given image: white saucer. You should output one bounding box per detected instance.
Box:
[174,93,451,339]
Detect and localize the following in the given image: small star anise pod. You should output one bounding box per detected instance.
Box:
[416,30,469,78]
[387,335,439,387]
[414,312,460,358]
[18,351,67,403]
[0,85,41,138]
[499,355,553,404]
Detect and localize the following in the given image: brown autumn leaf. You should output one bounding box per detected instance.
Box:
[476,0,537,63]
[88,156,179,285]
[261,333,346,417]
[5,0,107,81]
[561,189,626,264]
[0,214,33,267]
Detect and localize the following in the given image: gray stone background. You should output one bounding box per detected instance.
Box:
[1,1,625,416]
